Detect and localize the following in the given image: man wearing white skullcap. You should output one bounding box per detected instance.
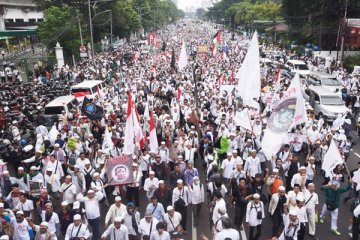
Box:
[246,193,265,240]
[144,171,159,201]
[172,179,190,232]
[101,216,129,240]
[163,205,182,232]
[277,204,300,240]
[269,186,289,237]
[104,196,127,228]
[29,221,57,240]
[10,210,32,240]
[65,214,90,240]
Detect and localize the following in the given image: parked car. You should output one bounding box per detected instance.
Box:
[306,71,342,96]
[303,85,348,120]
[285,60,310,77]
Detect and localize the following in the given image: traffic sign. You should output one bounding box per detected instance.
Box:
[79,45,87,53]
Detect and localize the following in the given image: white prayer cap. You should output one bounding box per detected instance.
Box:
[87,189,94,194]
[272,168,279,173]
[232,150,237,154]
[40,222,49,227]
[296,195,304,202]
[299,166,306,170]
[253,193,260,199]
[18,167,24,171]
[161,141,165,145]
[46,167,54,172]
[289,210,298,216]
[93,172,100,177]
[149,171,155,175]
[251,149,257,153]
[177,179,183,184]
[236,160,243,165]
[227,152,232,157]
[16,211,24,215]
[278,186,285,191]
[0,236,9,240]
[115,196,122,202]
[159,180,165,184]
[73,165,80,169]
[114,216,122,222]
[73,214,81,220]
[0,203,4,208]
[167,206,174,211]
[30,166,37,171]
[54,143,60,148]
[61,201,68,206]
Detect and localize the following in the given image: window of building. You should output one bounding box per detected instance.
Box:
[15,19,24,23]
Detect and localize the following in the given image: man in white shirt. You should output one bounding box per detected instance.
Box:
[41,203,60,237]
[105,196,127,228]
[60,175,77,205]
[65,214,90,240]
[172,179,190,232]
[10,211,32,240]
[221,153,236,182]
[14,192,34,219]
[244,150,262,178]
[46,155,64,179]
[101,216,129,240]
[190,176,204,225]
[139,211,158,239]
[149,222,171,240]
[77,189,103,240]
[144,171,159,202]
[302,182,319,239]
[163,205,182,233]
[291,166,307,188]
[214,216,240,240]
[120,202,140,238]
[44,167,61,198]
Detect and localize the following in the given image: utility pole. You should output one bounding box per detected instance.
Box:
[88,0,94,58]
[340,0,349,67]
[77,10,83,46]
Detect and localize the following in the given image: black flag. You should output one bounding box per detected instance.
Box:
[179,107,186,129]
[170,48,175,68]
[81,97,104,120]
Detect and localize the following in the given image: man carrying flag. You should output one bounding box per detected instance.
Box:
[211,31,221,56]
[170,48,176,69]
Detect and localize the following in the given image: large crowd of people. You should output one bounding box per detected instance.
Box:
[0,19,359,240]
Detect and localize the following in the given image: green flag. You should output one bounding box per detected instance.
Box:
[219,136,229,154]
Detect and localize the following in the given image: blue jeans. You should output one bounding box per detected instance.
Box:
[88,217,100,240]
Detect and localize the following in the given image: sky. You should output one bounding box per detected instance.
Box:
[178,0,197,10]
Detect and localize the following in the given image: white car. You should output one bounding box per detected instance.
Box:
[285,60,310,77]
[303,85,348,120]
[306,71,342,96]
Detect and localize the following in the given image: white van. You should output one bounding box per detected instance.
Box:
[44,96,79,117]
[71,80,105,101]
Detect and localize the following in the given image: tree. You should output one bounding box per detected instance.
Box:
[111,0,141,38]
[37,5,88,58]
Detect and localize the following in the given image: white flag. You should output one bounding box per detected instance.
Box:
[178,42,188,71]
[322,140,344,178]
[234,108,252,131]
[286,73,306,129]
[236,31,261,102]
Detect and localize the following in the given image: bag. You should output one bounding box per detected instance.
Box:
[174,197,186,209]
[142,236,150,240]
[326,201,336,211]
[285,237,294,240]
[257,211,262,220]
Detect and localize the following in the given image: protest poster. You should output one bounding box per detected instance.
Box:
[29,180,42,196]
[106,155,134,185]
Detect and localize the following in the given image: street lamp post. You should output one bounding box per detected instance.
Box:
[88,0,112,58]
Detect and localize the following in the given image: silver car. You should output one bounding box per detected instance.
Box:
[303,85,348,120]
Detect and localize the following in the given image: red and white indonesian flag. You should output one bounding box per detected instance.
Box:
[322,140,344,178]
[123,91,145,155]
[149,111,158,152]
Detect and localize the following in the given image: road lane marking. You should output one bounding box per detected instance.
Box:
[240,224,247,240]
[192,211,197,240]
[355,152,360,158]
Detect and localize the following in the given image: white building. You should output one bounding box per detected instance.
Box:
[0,0,43,31]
